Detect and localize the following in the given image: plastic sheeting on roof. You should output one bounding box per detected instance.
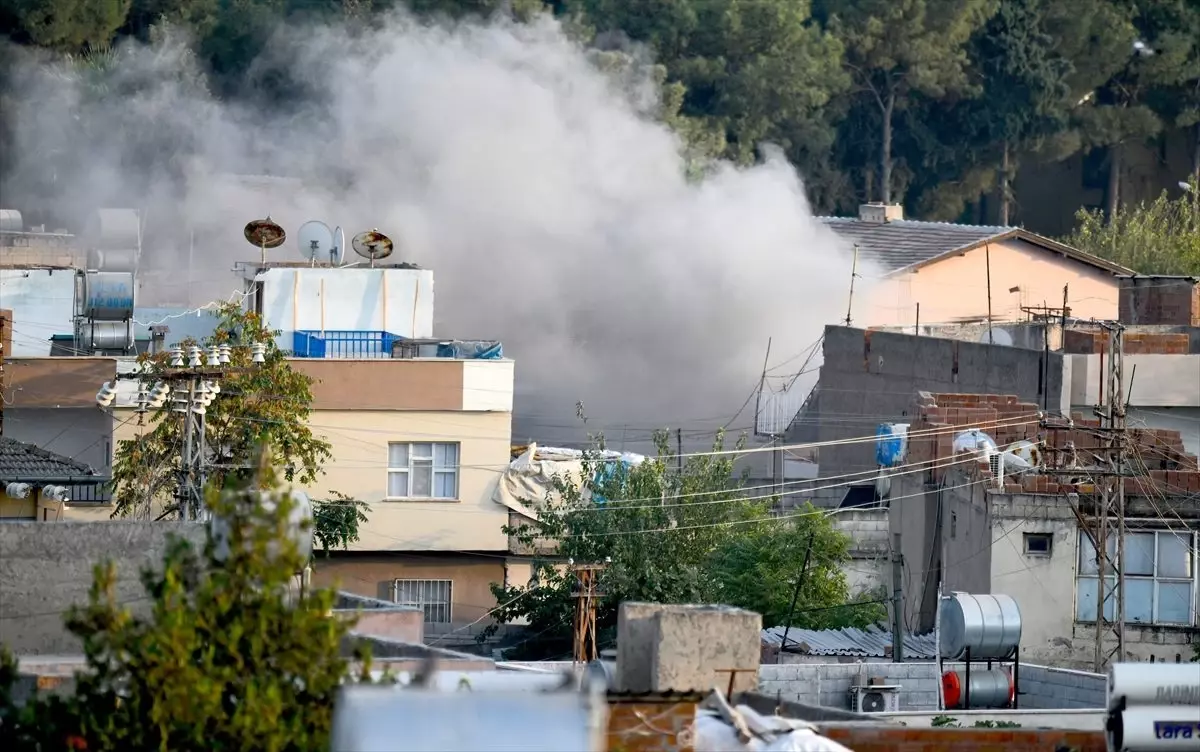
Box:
[761,624,938,659]
[491,442,646,521]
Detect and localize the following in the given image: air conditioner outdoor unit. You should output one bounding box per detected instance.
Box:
[850,685,902,714]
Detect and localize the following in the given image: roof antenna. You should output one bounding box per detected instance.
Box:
[845,244,860,326]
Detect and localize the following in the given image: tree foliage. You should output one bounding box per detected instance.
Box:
[1064,177,1200,274]
[0,456,372,751]
[484,430,883,659]
[111,304,331,519]
[1,0,1199,256]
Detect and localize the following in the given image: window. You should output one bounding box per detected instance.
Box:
[1023,533,1053,556]
[387,442,459,499]
[393,579,452,623]
[1076,530,1197,626]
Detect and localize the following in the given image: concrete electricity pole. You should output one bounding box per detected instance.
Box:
[891,532,904,662]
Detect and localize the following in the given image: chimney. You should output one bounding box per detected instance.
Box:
[859,203,904,223]
[149,325,169,355]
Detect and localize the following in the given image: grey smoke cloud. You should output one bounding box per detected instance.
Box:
[1,11,875,450]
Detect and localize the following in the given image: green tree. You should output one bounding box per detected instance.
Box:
[710,508,888,630]
[0,0,130,51]
[818,0,995,205]
[910,0,1071,223]
[111,304,332,520]
[1063,177,1200,274]
[0,455,371,750]
[484,430,876,659]
[571,0,847,183]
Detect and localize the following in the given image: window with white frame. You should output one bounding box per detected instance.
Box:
[1075,530,1197,626]
[387,442,459,499]
[393,579,452,623]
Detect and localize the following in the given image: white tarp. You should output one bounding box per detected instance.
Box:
[491,442,646,521]
[693,704,855,752]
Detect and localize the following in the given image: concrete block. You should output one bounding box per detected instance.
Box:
[616,603,761,694]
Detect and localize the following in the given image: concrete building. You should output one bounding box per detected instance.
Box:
[787,325,1062,494]
[890,391,1199,669]
[823,203,1132,329]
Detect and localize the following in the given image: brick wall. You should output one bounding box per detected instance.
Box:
[904,392,1041,484]
[1063,328,1193,354]
[758,663,940,711]
[1118,276,1200,326]
[818,724,1106,752]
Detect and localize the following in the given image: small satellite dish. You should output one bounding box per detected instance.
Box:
[244,217,286,264]
[297,220,334,264]
[331,225,345,265]
[351,229,394,268]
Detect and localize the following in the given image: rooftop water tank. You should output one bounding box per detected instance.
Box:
[0,209,22,233]
[79,271,135,320]
[939,592,1022,660]
[84,208,140,250]
[875,423,910,467]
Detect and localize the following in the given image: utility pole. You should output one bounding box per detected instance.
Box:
[779,532,816,653]
[891,533,904,662]
[1093,323,1127,671]
[571,562,606,664]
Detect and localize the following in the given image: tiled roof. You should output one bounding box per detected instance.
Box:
[820,217,1011,273]
[818,217,1134,276]
[762,624,939,660]
[0,437,99,481]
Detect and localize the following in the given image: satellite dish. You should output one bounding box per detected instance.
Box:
[244,217,286,264]
[978,327,1014,347]
[351,229,394,268]
[297,220,334,264]
[331,225,345,265]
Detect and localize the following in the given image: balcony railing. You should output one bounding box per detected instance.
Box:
[293,330,399,359]
[292,330,504,360]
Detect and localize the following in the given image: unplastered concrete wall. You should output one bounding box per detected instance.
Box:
[758,662,941,711]
[801,326,1064,482]
[0,521,205,654]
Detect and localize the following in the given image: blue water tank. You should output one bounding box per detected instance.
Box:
[875,423,910,467]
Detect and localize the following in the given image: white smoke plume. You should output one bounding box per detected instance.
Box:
[0,11,875,451]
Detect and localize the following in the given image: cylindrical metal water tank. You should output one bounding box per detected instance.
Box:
[1109,663,1200,712]
[85,208,140,250]
[81,272,135,320]
[76,320,134,351]
[87,248,139,272]
[939,593,1022,660]
[942,669,1014,709]
[0,209,22,232]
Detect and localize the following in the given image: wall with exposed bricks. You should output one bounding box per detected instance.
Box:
[817,724,1106,752]
[1062,328,1196,354]
[1118,276,1200,327]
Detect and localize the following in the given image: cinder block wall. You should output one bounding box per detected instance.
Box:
[1015,664,1106,709]
[0,522,206,655]
[758,663,941,711]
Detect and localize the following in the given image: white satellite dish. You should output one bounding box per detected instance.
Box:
[978,327,1014,347]
[297,220,334,264]
[331,225,345,265]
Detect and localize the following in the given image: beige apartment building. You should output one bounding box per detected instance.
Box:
[2,349,520,630]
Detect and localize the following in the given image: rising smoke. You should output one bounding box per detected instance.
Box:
[0,11,874,451]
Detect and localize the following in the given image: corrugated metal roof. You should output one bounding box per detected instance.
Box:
[762,624,938,659]
[820,217,1010,273]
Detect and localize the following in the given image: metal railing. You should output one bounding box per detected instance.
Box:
[292,330,400,359]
